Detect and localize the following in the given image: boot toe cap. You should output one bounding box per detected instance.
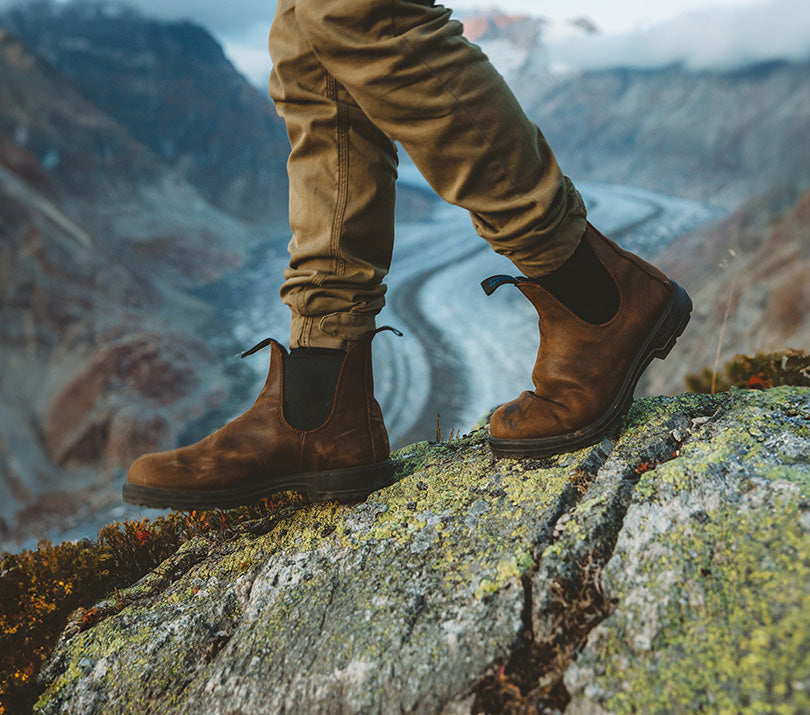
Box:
[491,391,574,441]
[126,452,170,489]
[491,391,541,440]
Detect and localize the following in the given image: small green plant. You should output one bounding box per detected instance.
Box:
[0,497,298,714]
[685,349,810,393]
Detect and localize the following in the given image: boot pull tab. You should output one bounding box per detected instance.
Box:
[481,274,524,296]
[372,325,404,337]
[240,337,276,358]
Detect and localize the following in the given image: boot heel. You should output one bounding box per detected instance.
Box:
[651,282,692,360]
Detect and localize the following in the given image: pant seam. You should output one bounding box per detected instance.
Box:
[306,316,314,347]
[326,73,349,279]
[387,0,521,201]
[365,349,377,462]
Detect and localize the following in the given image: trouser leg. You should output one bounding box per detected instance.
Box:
[291,0,587,276]
[269,0,397,348]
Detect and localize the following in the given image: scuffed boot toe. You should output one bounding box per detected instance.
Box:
[123,451,188,508]
[489,391,585,458]
[126,452,163,488]
[490,392,538,440]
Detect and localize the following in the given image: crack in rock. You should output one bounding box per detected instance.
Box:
[564,389,810,714]
[466,436,621,713]
[469,401,718,714]
[36,391,808,715]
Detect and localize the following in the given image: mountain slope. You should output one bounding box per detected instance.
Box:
[531,61,810,209]
[640,182,810,396]
[0,27,261,544]
[461,14,810,210]
[1,0,290,224]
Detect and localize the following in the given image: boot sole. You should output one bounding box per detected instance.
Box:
[488,281,692,459]
[122,459,397,510]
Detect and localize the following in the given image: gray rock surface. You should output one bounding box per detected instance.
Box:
[36,388,810,713]
[564,388,810,714]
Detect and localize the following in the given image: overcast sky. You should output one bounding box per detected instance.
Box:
[2,0,809,84]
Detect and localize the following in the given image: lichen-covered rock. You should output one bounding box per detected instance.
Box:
[36,429,578,714]
[36,388,810,714]
[565,387,810,715]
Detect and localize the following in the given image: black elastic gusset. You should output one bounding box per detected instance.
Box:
[283,348,346,430]
[534,238,620,324]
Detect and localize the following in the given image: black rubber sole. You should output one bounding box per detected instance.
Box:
[489,281,693,459]
[122,459,397,510]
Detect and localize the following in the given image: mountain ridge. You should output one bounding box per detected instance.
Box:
[0,25,267,545]
[0,0,290,224]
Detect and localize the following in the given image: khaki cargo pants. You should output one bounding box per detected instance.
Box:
[268,0,587,348]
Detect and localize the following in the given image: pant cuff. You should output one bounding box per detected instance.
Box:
[511,180,588,277]
[290,311,377,349]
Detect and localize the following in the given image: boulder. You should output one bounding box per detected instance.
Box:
[36,388,810,713]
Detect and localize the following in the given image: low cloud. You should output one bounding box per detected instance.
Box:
[546,0,810,71]
[3,0,808,81]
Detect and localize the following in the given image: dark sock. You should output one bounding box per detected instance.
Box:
[534,238,619,324]
[283,348,346,430]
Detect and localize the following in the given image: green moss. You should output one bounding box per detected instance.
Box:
[624,391,717,426]
[577,389,810,714]
[1,498,298,714]
[632,388,809,502]
[30,390,810,712]
[32,429,581,710]
[474,578,498,599]
[333,430,574,594]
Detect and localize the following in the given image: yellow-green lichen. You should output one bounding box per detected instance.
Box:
[623,392,723,432]
[474,578,498,599]
[28,389,810,713]
[595,496,810,714]
[631,388,809,503]
[36,428,580,712]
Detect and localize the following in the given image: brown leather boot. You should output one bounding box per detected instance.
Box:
[123,332,395,509]
[486,223,692,458]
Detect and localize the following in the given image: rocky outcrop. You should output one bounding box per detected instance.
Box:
[36,388,810,713]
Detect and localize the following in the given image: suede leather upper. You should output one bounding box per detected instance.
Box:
[490,224,672,441]
[126,336,389,493]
